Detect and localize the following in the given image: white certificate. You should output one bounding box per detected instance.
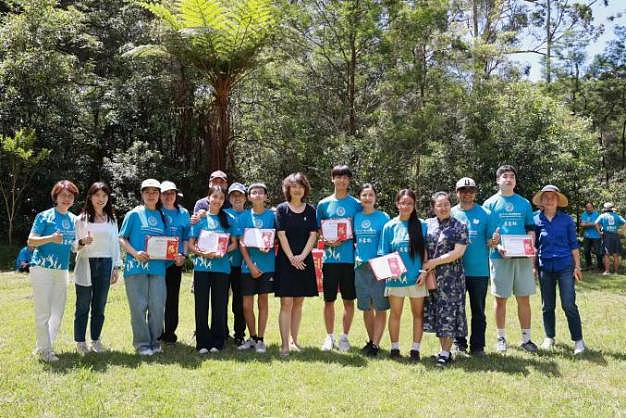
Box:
[321,218,353,241]
[368,252,407,281]
[145,236,179,260]
[243,228,275,250]
[501,235,535,257]
[197,230,230,256]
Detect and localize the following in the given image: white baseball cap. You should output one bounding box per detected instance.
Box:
[160,181,178,193]
[455,177,477,190]
[140,179,161,190]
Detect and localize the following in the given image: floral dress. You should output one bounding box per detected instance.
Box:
[423,216,468,338]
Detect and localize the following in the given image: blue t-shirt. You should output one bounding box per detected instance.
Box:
[316,194,362,264]
[190,212,238,274]
[29,208,76,270]
[451,204,490,277]
[378,217,427,287]
[163,206,191,267]
[483,193,534,260]
[119,206,167,277]
[238,209,276,274]
[225,208,245,268]
[16,246,33,269]
[354,210,390,265]
[580,211,600,239]
[534,211,578,272]
[595,211,626,234]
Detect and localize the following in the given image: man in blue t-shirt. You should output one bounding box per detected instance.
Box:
[580,202,602,270]
[451,177,490,356]
[595,202,626,275]
[483,165,538,354]
[316,165,362,352]
[15,244,34,273]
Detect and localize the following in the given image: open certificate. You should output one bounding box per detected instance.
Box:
[145,236,179,260]
[197,230,230,256]
[501,235,536,257]
[368,252,407,281]
[243,228,275,250]
[321,218,353,241]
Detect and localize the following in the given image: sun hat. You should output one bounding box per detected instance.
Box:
[140,179,161,191]
[532,185,568,207]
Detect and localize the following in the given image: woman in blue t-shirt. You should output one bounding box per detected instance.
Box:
[379,189,429,361]
[28,180,79,362]
[119,179,167,356]
[188,185,239,353]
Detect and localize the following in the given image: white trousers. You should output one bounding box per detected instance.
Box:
[30,267,68,354]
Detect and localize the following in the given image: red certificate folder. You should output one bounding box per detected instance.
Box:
[368,252,407,281]
[197,230,230,256]
[145,236,179,260]
[312,248,324,293]
[321,218,353,241]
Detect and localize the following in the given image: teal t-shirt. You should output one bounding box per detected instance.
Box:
[225,208,245,268]
[378,217,427,287]
[238,209,276,274]
[30,207,76,270]
[119,206,167,277]
[190,212,238,274]
[354,210,390,265]
[483,193,534,260]
[451,204,490,277]
[163,206,191,267]
[580,211,601,239]
[316,194,362,264]
[595,211,626,233]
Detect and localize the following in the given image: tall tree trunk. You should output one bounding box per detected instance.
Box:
[622,118,626,169]
[546,0,552,83]
[472,0,479,38]
[208,77,232,175]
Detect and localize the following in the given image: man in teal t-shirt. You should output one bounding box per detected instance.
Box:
[316,165,362,353]
[451,177,490,356]
[580,202,602,270]
[483,165,538,354]
[595,202,626,275]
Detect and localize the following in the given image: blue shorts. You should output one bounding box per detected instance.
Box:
[355,263,390,311]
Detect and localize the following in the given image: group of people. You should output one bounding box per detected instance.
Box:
[25,164,609,365]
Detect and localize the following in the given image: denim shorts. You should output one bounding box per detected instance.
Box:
[355,263,390,311]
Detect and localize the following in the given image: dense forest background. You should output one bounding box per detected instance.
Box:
[1,0,625,244]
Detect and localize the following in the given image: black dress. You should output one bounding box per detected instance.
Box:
[274,202,318,297]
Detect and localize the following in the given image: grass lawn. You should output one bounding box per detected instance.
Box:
[0,270,624,417]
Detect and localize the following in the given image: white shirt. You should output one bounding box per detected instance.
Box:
[73,215,121,286]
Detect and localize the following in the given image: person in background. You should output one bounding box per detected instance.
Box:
[16,245,34,273]
[73,182,121,354]
[595,202,626,276]
[224,182,247,347]
[316,165,362,352]
[423,192,468,367]
[118,179,167,356]
[274,173,319,357]
[353,183,390,357]
[27,180,79,362]
[158,181,190,345]
[580,202,602,270]
[532,185,585,355]
[192,170,231,218]
[450,177,490,357]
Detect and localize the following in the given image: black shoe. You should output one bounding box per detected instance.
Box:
[389,349,401,359]
[410,350,420,361]
[435,354,452,367]
[470,349,486,357]
[234,338,244,347]
[368,344,380,357]
[361,341,374,355]
[520,340,538,353]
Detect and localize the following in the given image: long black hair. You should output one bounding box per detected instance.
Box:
[396,189,424,259]
[208,185,230,229]
[82,182,116,223]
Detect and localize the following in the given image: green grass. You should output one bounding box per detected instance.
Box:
[0,270,624,417]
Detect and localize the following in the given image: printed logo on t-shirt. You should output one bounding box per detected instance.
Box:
[473,218,480,224]
[504,202,514,212]
[206,217,216,228]
[254,218,263,228]
[608,217,615,225]
[148,216,158,226]
[62,219,71,230]
[336,206,346,217]
[361,219,371,229]
[167,215,173,224]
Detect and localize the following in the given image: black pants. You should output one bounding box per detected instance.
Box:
[582,238,603,268]
[161,264,182,343]
[454,277,488,352]
[194,271,229,350]
[225,266,246,340]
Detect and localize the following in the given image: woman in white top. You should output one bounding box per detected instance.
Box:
[73,182,121,354]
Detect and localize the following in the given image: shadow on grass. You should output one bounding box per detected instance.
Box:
[435,352,562,377]
[577,272,626,294]
[551,343,608,366]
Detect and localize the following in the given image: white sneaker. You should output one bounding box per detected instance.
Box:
[574,340,586,355]
[602,271,610,276]
[237,339,256,350]
[38,351,59,362]
[198,348,209,354]
[76,342,89,355]
[255,341,267,353]
[541,337,554,351]
[209,347,220,353]
[338,335,351,352]
[496,337,507,353]
[138,348,153,356]
[321,335,335,351]
[90,340,106,353]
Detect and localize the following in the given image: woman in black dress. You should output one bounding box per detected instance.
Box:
[275,172,318,356]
